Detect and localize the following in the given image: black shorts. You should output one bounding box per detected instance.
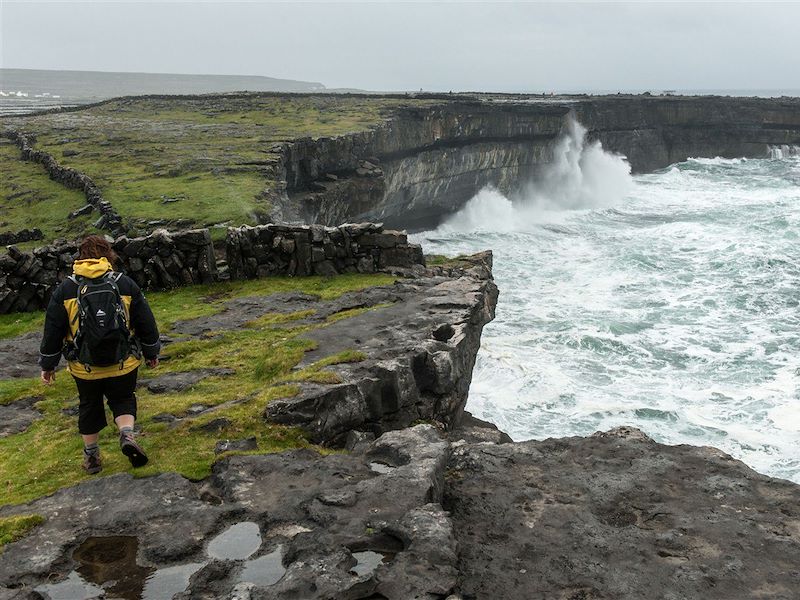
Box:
[73,368,139,435]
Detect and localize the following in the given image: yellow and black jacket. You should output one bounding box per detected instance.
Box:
[39,258,160,380]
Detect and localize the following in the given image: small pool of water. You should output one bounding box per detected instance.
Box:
[351,550,393,577]
[34,536,204,600]
[207,521,262,560]
[239,545,286,587]
[368,461,395,474]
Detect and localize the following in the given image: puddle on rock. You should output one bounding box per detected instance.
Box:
[369,461,395,474]
[73,536,154,599]
[141,562,206,599]
[35,571,104,600]
[207,521,262,560]
[350,551,393,577]
[239,545,286,587]
[34,536,204,600]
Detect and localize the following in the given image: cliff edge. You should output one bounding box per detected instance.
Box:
[1,252,798,600]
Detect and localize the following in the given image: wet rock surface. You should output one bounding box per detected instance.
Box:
[445,426,800,600]
[3,425,798,600]
[0,472,233,586]
[140,368,236,394]
[0,395,43,437]
[0,425,457,600]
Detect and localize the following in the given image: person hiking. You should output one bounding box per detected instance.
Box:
[39,235,161,474]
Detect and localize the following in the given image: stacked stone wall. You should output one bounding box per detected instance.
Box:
[226,223,423,279]
[0,224,422,314]
[0,229,43,247]
[0,229,215,313]
[1,131,125,236]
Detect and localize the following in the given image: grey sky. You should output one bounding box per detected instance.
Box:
[2,1,799,92]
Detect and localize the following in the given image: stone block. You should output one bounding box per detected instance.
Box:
[311,246,326,263]
[359,232,406,248]
[313,260,338,277]
[379,244,425,269]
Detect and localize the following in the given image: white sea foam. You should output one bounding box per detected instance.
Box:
[414,141,800,483]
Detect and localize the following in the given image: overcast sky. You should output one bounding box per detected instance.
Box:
[2,1,799,92]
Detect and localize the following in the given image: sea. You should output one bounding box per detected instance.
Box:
[414,121,800,484]
[1,69,798,117]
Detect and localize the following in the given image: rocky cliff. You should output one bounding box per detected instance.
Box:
[2,252,798,600]
[285,95,800,231]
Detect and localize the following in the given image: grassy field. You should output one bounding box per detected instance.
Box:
[0,138,101,247]
[0,272,395,506]
[1,95,429,243]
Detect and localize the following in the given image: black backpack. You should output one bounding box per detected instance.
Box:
[67,272,138,369]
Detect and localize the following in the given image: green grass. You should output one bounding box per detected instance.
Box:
[0,272,395,505]
[0,311,45,340]
[425,253,477,268]
[0,514,45,550]
[2,95,434,240]
[0,139,101,248]
[280,349,368,385]
[0,272,395,341]
[146,272,396,331]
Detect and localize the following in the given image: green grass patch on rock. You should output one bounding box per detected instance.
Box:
[0,514,45,550]
[280,349,368,385]
[0,272,394,505]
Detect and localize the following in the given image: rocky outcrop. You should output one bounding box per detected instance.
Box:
[0,425,458,600]
[574,96,800,172]
[0,130,125,236]
[265,251,498,444]
[285,95,800,231]
[2,425,798,599]
[445,426,800,600]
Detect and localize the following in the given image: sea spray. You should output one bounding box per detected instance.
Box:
[433,117,632,233]
[525,118,633,211]
[768,144,800,159]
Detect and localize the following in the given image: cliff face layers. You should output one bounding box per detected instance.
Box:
[285,95,800,231]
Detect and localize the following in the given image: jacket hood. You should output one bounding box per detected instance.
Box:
[72,257,113,279]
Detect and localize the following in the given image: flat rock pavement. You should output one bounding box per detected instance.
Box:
[0,332,42,380]
[446,426,800,600]
[3,424,799,600]
[0,425,457,600]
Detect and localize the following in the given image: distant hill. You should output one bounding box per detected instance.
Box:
[0,68,327,115]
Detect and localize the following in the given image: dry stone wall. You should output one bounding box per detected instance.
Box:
[1,130,126,237]
[225,222,423,279]
[0,228,43,247]
[0,224,422,314]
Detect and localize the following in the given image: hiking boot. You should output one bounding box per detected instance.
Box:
[83,449,102,475]
[120,430,149,468]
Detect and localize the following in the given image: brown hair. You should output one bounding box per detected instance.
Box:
[78,235,119,266]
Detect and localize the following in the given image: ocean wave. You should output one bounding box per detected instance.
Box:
[415,145,800,483]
